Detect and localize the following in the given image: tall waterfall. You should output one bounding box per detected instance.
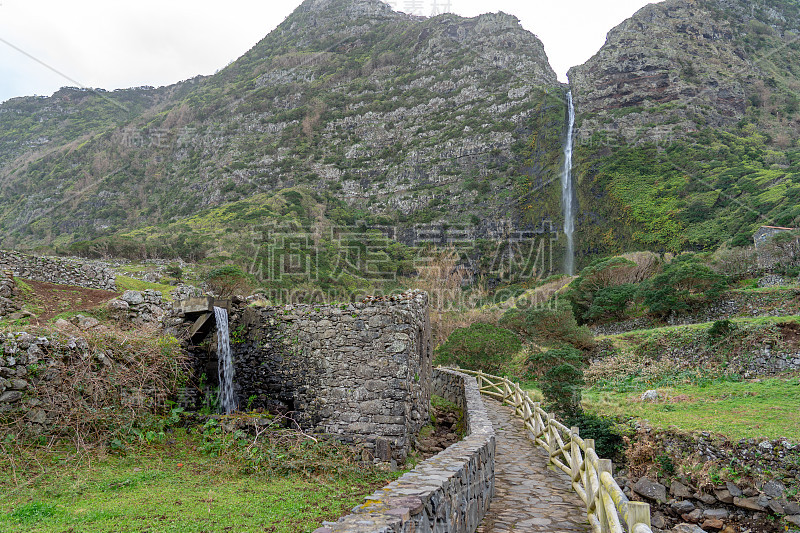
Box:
[214,306,237,414]
[561,90,576,276]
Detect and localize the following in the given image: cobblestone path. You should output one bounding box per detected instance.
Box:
[477,400,591,533]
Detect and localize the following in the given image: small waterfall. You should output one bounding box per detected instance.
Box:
[214,306,237,414]
[561,90,576,276]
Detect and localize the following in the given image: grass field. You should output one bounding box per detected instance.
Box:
[116,275,178,301]
[0,431,401,533]
[583,375,800,441]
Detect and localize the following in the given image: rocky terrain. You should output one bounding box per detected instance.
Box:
[569,0,800,145]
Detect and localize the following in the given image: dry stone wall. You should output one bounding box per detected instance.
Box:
[590,288,800,337]
[0,250,116,291]
[0,270,20,317]
[621,426,800,532]
[315,368,495,533]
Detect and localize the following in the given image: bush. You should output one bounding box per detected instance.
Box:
[526,345,584,377]
[165,264,183,280]
[540,363,584,418]
[564,412,624,461]
[708,319,735,340]
[566,253,661,324]
[582,284,638,323]
[500,302,595,350]
[205,265,254,297]
[638,255,728,318]
[433,323,522,374]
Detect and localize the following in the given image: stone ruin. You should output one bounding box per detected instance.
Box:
[174,290,433,462]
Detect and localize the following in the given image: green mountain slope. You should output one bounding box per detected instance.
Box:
[568,0,800,260]
[0,0,565,252]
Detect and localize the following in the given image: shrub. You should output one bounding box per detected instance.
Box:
[205,265,254,297]
[433,323,521,373]
[582,284,638,323]
[708,319,735,340]
[564,412,625,461]
[710,246,757,281]
[500,302,595,350]
[566,253,660,324]
[526,345,584,377]
[165,264,183,280]
[540,363,584,418]
[638,255,728,318]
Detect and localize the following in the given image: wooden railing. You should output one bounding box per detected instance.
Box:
[454,368,653,533]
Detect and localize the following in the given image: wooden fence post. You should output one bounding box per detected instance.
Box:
[546,413,555,463]
[627,501,651,531]
[584,438,596,515]
[570,426,581,482]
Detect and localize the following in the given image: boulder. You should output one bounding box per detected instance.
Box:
[681,509,702,523]
[703,509,728,520]
[701,518,724,530]
[641,389,660,402]
[762,480,785,499]
[671,481,693,499]
[121,290,144,305]
[633,477,668,503]
[724,482,742,498]
[713,489,734,504]
[733,496,766,512]
[672,500,696,514]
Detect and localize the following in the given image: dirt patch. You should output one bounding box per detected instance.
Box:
[779,321,800,348]
[19,279,120,322]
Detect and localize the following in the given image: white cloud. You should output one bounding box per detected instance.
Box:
[0,0,655,103]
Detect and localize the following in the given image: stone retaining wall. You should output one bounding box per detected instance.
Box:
[590,288,800,337]
[0,250,116,291]
[621,426,800,532]
[0,271,20,317]
[314,368,495,533]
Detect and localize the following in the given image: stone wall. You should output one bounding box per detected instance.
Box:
[620,425,800,532]
[590,288,800,337]
[315,368,495,533]
[186,291,433,462]
[0,331,176,436]
[106,290,169,326]
[0,270,20,317]
[0,250,116,291]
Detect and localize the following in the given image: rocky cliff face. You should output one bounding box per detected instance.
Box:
[568,0,800,145]
[0,0,563,249]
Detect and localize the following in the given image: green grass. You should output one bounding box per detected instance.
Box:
[0,433,400,533]
[596,315,800,343]
[583,376,800,441]
[115,275,176,301]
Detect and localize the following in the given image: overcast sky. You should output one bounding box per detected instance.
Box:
[0,0,656,104]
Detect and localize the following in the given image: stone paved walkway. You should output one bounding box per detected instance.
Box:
[477,400,591,533]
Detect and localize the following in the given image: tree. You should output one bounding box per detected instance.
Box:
[434,323,521,374]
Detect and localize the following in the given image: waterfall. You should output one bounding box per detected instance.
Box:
[561,90,576,276]
[214,306,237,414]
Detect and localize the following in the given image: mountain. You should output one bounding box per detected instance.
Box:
[569,0,800,145]
[4,0,800,278]
[568,0,800,258]
[0,0,564,256]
